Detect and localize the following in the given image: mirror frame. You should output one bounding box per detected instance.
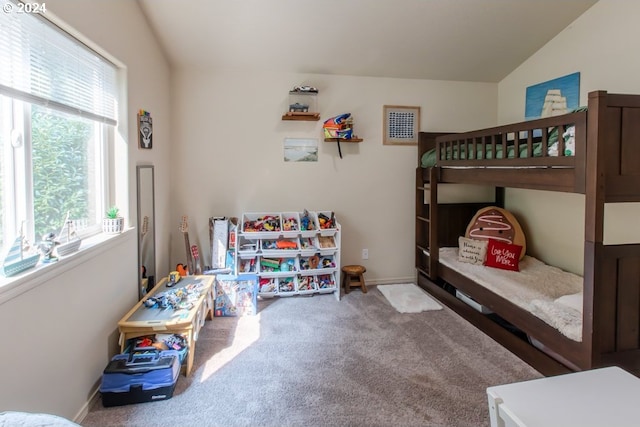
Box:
[136,165,156,299]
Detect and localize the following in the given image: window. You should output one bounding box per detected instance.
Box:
[0,1,119,255]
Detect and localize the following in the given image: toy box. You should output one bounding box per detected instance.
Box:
[277,276,297,296]
[214,274,258,317]
[297,275,318,295]
[258,276,277,298]
[316,211,338,236]
[241,212,282,239]
[280,212,300,238]
[316,273,337,294]
[298,210,319,237]
[100,349,180,407]
[260,237,300,257]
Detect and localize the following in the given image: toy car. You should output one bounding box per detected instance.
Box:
[292,85,318,93]
[289,103,309,112]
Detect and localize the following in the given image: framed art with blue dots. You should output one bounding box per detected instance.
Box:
[383,105,420,145]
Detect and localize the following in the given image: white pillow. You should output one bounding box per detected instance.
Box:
[555,292,583,314]
[458,236,488,265]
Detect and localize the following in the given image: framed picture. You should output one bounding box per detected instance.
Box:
[525,72,580,120]
[138,110,153,149]
[283,138,318,162]
[383,105,420,145]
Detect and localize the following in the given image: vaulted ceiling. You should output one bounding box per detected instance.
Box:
[139,0,597,82]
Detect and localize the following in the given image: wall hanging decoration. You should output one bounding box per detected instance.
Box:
[138,110,153,149]
[525,72,580,120]
[283,138,318,162]
[383,105,420,145]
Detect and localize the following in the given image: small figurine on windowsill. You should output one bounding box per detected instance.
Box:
[38,232,59,263]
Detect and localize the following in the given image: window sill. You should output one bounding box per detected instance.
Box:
[0,228,135,306]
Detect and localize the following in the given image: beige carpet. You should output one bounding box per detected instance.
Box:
[378,283,443,313]
[82,285,541,427]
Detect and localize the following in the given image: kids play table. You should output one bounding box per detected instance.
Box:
[117,275,215,376]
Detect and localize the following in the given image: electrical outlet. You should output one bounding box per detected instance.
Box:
[362,249,369,260]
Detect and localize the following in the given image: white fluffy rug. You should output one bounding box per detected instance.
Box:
[377,283,443,313]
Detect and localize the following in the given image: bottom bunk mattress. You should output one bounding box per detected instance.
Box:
[439,247,584,342]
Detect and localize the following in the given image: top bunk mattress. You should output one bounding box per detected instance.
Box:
[439,247,584,342]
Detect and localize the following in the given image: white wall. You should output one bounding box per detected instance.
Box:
[0,1,171,422]
[498,0,640,274]
[170,69,497,284]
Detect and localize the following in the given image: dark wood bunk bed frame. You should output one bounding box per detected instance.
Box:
[415,90,640,376]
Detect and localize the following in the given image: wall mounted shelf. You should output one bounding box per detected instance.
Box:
[282,112,320,121]
[324,138,363,143]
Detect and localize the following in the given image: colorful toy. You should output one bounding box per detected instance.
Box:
[298,276,315,291]
[259,277,277,294]
[260,258,280,271]
[323,113,355,158]
[318,212,336,229]
[176,263,188,277]
[300,209,314,231]
[279,277,295,292]
[308,255,320,270]
[323,113,352,139]
[167,271,181,287]
[276,240,298,249]
[244,215,281,233]
[282,216,299,231]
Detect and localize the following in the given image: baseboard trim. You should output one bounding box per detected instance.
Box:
[74,386,100,424]
[365,276,416,286]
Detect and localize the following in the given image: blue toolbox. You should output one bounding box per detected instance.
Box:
[100,348,180,407]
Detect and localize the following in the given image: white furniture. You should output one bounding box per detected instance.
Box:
[487,366,640,427]
[236,211,341,300]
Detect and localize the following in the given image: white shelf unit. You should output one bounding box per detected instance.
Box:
[235,210,341,300]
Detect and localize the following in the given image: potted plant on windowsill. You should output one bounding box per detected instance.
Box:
[103,206,124,234]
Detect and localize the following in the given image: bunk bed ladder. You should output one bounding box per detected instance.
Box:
[415,166,439,280]
[427,167,439,278]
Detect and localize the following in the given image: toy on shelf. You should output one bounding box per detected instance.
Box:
[259,277,277,297]
[300,209,315,232]
[323,113,361,158]
[243,215,281,233]
[282,216,299,232]
[283,85,319,121]
[318,212,336,229]
[323,113,353,140]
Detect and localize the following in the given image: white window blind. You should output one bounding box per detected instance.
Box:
[0,0,117,124]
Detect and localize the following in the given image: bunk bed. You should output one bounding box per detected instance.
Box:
[415,90,640,376]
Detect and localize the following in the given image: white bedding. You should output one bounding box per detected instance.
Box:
[440,247,584,341]
[0,412,79,427]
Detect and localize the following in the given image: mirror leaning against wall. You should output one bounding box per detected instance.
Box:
[137,165,156,299]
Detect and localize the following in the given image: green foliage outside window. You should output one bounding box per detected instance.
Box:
[31,107,92,239]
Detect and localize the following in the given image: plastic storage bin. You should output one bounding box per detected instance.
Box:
[316,211,338,236]
[100,349,180,407]
[316,273,337,293]
[297,275,318,295]
[242,212,282,239]
[260,237,300,257]
[258,277,278,298]
[277,276,297,296]
[281,212,301,238]
[298,210,318,237]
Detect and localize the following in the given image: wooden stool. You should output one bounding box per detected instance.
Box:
[342,265,367,294]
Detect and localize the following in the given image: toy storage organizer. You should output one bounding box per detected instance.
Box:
[235,211,341,300]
